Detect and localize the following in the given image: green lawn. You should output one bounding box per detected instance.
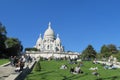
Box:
[25,60,120,80]
[0,59,9,65]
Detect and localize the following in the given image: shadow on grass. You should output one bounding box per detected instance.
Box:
[96,76,120,80]
[62,73,89,80]
[26,70,55,80]
[39,71,55,75]
[28,70,55,77]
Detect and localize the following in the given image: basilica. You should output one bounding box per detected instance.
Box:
[34,22,64,52]
[26,22,78,59]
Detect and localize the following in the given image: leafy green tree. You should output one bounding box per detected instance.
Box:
[0,22,7,57]
[0,22,7,35]
[107,44,118,53]
[112,52,120,61]
[5,38,23,56]
[25,48,38,51]
[0,22,23,58]
[100,45,109,53]
[100,45,110,57]
[82,45,97,60]
[100,44,118,57]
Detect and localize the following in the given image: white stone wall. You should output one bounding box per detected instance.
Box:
[26,51,79,59]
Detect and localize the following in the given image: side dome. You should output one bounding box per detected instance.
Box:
[36,34,42,44]
[56,34,61,43]
[44,22,55,38]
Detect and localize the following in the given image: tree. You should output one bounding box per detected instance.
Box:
[0,22,23,58]
[0,22,7,57]
[100,44,118,57]
[25,48,38,51]
[5,38,23,56]
[100,45,109,53]
[107,44,118,53]
[82,45,97,60]
[0,22,7,35]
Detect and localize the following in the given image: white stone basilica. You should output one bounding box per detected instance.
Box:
[34,22,64,52]
[26,22,79,59]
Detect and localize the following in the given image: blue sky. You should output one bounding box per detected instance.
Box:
[0,0,120,52]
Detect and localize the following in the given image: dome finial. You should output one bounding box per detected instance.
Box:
[39,34,42,38]
[48,22,51,29]
[57,34,59,38]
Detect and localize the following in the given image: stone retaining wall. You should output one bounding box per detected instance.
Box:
[15,61,36,80]
[0,62,10,67]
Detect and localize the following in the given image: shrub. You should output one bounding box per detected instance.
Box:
[34,60,41,71]
[25,48,38,51]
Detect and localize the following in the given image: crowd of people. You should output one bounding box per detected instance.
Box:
[60,58,84,75]
[58,58,102,77]
[9,55,118,77]
[10,54,34,72]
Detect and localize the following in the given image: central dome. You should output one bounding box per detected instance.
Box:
[44,22,55,38]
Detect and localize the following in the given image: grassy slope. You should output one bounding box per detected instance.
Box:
[0,59,9,65]
[25,60,120,80]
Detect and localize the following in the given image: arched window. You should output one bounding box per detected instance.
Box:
[57,44,59,46]
[56,47,59,51]
[47,45,49,49]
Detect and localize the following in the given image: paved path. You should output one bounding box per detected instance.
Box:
[0,58,39,80]
[0,64,15,80]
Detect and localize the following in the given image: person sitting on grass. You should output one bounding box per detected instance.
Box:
[70,66,83,74]
[74,65,81,74]
[60,64,68,69]
[89,67,98,70]
[104,64,117,70]
[92,70,100,77]
[70,67,75,73]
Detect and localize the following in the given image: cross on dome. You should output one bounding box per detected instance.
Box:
[57,34,59,38]
[39,34,42,38]
[48,22,51,29]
